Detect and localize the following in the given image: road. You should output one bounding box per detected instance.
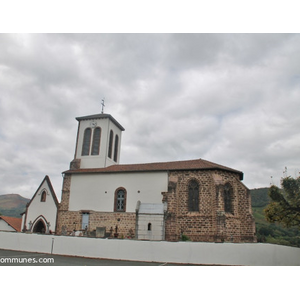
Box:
[0,249,197,266]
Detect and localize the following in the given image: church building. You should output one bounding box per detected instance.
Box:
[56,112,257,242]
[21,175,59,234]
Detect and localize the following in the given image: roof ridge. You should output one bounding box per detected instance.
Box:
[108,158,204,167]
[64,157,243,180]
[26,175,59,210]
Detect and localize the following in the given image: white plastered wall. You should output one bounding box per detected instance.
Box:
[1,232,300,266]
[75,118,122,168]
[25,180,57,233]
[137,214,164,240]
[68,171,168,212]
[0,219,16,231]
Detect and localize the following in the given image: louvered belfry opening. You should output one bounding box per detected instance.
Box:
[91,127,101,155]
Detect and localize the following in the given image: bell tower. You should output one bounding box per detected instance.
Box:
[70,113,125,170]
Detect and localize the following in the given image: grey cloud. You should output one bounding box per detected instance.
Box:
[1,33,300,198]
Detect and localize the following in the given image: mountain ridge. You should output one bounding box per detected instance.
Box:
[0,194,30,218]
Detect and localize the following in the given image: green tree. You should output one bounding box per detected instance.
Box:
[265,176,300,228]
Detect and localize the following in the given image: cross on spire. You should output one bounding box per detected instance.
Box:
[101,98,105,114]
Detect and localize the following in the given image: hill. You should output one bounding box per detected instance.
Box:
[250,187,270,207]
[250,188,300,247]
[0,194,30,218]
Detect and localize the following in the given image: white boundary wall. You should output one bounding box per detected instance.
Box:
[1,231,299,266]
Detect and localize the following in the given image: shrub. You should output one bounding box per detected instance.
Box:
[181,234,190,241]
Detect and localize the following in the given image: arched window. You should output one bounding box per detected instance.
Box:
[188,180,199,211]
[224,183,234,214]
[114,188,127,212]
[91,127,101,155]
[82,128,92,156]
[41,191,46,202]
[113,134,119,162]
[108,130,114,159]
[148,223,152,231]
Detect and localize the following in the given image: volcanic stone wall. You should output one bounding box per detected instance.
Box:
[163,170,256,242]
[57,170,256,242]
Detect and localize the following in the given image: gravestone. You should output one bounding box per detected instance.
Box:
[96,227,106,238]
[61,226,67,236]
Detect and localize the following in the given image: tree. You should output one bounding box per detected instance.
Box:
[265,176,300,228]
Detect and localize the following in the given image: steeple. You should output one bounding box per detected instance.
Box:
[70,113,125,170]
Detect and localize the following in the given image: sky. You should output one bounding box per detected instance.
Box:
[1,33,300,198]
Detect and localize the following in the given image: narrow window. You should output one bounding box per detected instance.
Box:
[91,127,101,155]
[113,134,119,162]
[224,183,233,214]
[41,191,46,202]
[188,180,199,211]
[82,128,92,156]
[81,213,89,230]
[148,223,152,231]
[108,130,113,158]
[114,188,127,212]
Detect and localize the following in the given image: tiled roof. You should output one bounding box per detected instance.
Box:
[0,215,22,232]
[64,158,244,180]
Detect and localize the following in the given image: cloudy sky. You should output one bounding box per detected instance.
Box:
[1,33,300,198]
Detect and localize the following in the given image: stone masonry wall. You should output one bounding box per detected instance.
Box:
[56,173,136,238]
[57,210,136,238]
[163,170,256,242]
[57,169,256,242]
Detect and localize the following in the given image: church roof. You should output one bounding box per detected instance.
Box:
[26,175,59,210]
[64,158,244,180]
[0,215,22,232]
[75,113,125,131]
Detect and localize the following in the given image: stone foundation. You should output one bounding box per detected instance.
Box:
[56,210,136,238]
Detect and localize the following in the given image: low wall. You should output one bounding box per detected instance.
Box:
[0,231,299,266]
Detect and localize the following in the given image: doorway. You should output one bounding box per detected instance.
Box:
[32,219,46,233]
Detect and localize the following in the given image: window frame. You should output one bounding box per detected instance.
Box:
[108,130,114,159]
[113,134,119,162]
[82,127,92,156]
[91,127,101,156]
[188,179,200,212]
[224,183,234,214]
[40,191,46,202]
[114,187,127,212]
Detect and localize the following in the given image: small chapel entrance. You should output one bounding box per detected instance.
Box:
[32,220,46,234]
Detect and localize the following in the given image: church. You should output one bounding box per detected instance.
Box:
[23,111,257,243]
